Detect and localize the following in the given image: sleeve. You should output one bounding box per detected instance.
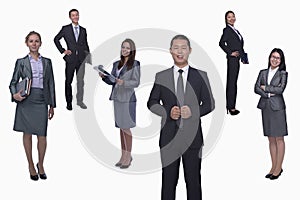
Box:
[254,70,269,98]
[199,72,215,117]
[123,62,140,88]
[264,71,288,94]
[219,28,232,56]
[147,74,169,120]
[9,59,21,102]
[48,59,56,108]
[53,26,66,54]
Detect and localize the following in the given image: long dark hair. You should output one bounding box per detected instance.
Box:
[225,10,235,25]
[118,38,136,70]
[268,48,286,71]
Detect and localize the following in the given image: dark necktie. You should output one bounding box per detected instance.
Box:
[177,69,184,128]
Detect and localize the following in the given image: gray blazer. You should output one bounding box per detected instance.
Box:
[102,60,140,102]
[254,68,287,111]
[9,56,56,107]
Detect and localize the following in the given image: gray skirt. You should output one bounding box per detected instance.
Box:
[113,100,136,129]
[13,88,48,136]
[261,101,288,137]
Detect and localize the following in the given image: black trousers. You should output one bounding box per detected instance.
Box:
[226,57,240,109]
[65,57,85,103]
[161,148,202,200]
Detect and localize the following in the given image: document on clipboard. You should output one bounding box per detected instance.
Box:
[93,65,116,83]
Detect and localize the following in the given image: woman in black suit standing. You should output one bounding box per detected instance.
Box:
[9,31,56,181]
[219,10,248,115]
[255,48,288,180]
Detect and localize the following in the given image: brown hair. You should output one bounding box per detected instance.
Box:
[118,38,136,70]
[25,31,41,43]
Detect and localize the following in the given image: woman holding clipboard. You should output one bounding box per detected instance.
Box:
[100,38,140,169]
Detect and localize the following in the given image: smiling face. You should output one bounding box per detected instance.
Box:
[69,10,79,25]
[270,52,281,69]
[121,41,131,58]
[170,39,191,68]
[226,12,236,26]
[26,34,41,54]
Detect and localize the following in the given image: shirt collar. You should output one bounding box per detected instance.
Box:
[28,54,42,61]
[269,66,279,73]
[174,64,189,73]
[72,23,79,28]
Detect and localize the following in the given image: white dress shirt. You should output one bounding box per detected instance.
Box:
[173,64,189,93]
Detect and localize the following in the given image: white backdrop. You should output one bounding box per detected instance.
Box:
[0,0,299,199]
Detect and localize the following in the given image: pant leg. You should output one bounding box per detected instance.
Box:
[161,153,181,200]
[76,61,85,103]
[226,57,240,109]
[182,148,202,200]
[65,62,76,103]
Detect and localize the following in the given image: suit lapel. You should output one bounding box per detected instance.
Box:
[42,57,47,77]
[69,24,77,43]
[169,66,176,95]
[270,70,280,85]
[227,25,241,41]
[23,56,32,78]
[119,65,127,77]
[185,67,196,100]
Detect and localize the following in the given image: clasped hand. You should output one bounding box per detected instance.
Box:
[170,105,192,120]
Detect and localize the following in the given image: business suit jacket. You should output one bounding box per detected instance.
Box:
[219,25,245,59]
[147,66,215,149]
[54,24,90,64]
[255,69,288,111]
[102,60,140,102]
[9,56,56,107]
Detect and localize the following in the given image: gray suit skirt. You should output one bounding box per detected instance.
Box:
[13,88,48,136]
[261,100,288,137]
[113,100,136,129]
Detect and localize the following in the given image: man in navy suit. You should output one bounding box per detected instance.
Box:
[54,8,90,110]
[147,35,215,200]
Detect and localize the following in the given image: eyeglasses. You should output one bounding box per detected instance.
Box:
[271,55,281,60]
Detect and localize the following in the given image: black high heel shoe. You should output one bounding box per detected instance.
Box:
[265,173,272,178]
[269,169,283,180]
[30,174,39,181]
[36,163,47,180]
[227,109,240,115]
[120,157,133,169]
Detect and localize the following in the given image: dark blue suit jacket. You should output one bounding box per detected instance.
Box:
[54,23,90,64]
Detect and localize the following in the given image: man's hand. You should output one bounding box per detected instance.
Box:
[170,106,181,120]
[181,105,192,119]
[64,50,72,55]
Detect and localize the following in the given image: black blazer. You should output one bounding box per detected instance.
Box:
[9,56,56,107]
[147,67,215,149]
[54,24,90,63]
[255,69,287,111]
[219,25,245,59]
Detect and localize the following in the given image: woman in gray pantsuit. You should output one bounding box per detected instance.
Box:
[255,48,288,180]
[101,38,140,169]
[9,31,56,181]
